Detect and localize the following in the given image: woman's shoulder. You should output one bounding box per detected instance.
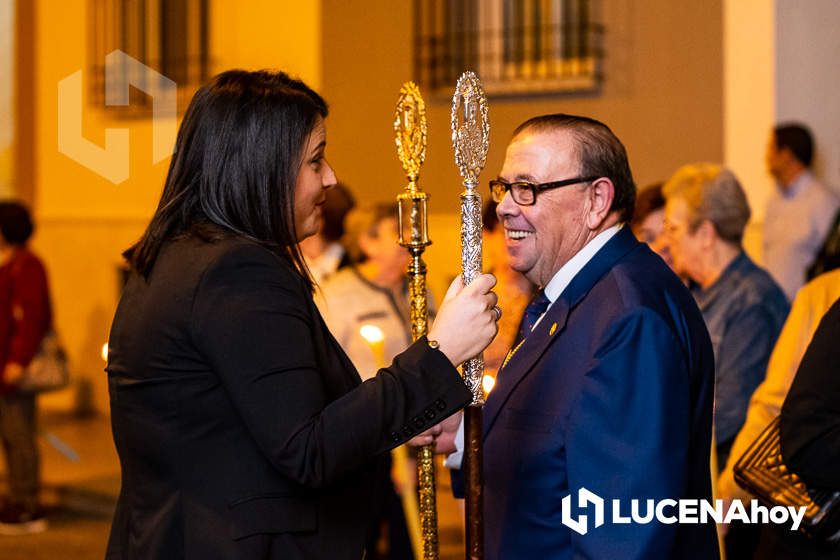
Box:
[164,227,286,267]
[10,247,47,277]
[148,229,302,292]
[194,235,308,291]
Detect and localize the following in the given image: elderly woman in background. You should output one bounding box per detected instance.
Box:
[662,164,789,470]
[105,70,499,560]
[0,202,51,535]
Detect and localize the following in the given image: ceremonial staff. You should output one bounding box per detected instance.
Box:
[394,81,438,560]
[451,71,489,560]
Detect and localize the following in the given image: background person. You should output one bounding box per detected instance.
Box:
[105,70,499,560]
[662,163,789,470]
[298,182,356,283]
[763,123,838,301]
[0,201,51,535]
[630,181,676,270]
[316,203,413,380]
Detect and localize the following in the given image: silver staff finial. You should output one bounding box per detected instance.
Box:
[451,71,490,186]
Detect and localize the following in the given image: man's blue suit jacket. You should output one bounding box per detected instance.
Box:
[469,227,719,559]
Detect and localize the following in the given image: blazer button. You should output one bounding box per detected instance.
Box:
[434,398,446,411]
[401,426,412,438]
[412,416,425,429]
[390,431,400,443]
[424,409,435,420]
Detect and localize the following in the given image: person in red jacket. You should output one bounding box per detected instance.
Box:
[0,202,51,534]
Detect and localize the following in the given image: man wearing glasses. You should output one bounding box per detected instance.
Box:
[435,114,718,559]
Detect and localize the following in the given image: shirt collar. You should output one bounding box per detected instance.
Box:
[782,170,812,199]
[306,242,345,283]
[543,224,623,304]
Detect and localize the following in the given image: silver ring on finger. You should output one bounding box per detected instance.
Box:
[492,305,502,321]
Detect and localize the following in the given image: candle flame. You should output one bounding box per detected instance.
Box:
[359,324,385,344]
[482,374,496,394]
[101,342,109,362]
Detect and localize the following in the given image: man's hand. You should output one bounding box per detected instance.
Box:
[408,410,462,454]
[3,363,24,386]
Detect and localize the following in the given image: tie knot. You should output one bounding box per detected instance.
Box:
[517,290,551,342]
[526,290,551,318]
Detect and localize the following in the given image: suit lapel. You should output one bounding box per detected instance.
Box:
[483,227,640,437]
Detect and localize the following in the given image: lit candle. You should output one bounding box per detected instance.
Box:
[359,324,386,370]
[360,324,422,556]
[482,374,496,394]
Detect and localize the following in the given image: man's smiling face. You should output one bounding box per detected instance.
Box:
[496,128,594,287]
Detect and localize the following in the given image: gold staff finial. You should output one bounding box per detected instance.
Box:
[395,81,428,190]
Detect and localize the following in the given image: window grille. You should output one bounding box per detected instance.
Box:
[414,0,603,97]
[89,0,210,116]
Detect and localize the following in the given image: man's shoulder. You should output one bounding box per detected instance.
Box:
[802,174,839,207]
[605,245,693,311]
[573,245,704,339]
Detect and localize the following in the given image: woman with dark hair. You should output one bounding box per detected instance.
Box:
[0,202,51,535]
[630,182,675,269]
[105,70,499,559]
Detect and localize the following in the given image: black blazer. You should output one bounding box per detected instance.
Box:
[780,296,840,490]
[105,232,470,559]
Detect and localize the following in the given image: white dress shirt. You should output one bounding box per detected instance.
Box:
[763,171,839,301]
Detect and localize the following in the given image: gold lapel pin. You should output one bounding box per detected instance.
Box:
[549,322,558,336]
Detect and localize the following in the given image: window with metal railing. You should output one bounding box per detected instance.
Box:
[89,0,210,116]
[414,0,603,97]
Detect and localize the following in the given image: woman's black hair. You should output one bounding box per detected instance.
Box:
[0,202,34,246]
[124,69,328,288]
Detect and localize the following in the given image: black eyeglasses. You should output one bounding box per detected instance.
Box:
[489,176,600,206]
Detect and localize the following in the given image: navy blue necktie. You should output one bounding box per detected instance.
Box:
[514,290,551,346]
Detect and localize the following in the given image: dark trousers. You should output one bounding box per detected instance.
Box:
[0,392,40,510]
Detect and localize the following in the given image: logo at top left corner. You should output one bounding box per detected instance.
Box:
[57,50,177,185]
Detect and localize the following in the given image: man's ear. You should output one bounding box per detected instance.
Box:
[585,177,616,229]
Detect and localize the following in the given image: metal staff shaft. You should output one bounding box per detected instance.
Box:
[394,82,439,560]
[461,188,485,560]
[452,71,490,560]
